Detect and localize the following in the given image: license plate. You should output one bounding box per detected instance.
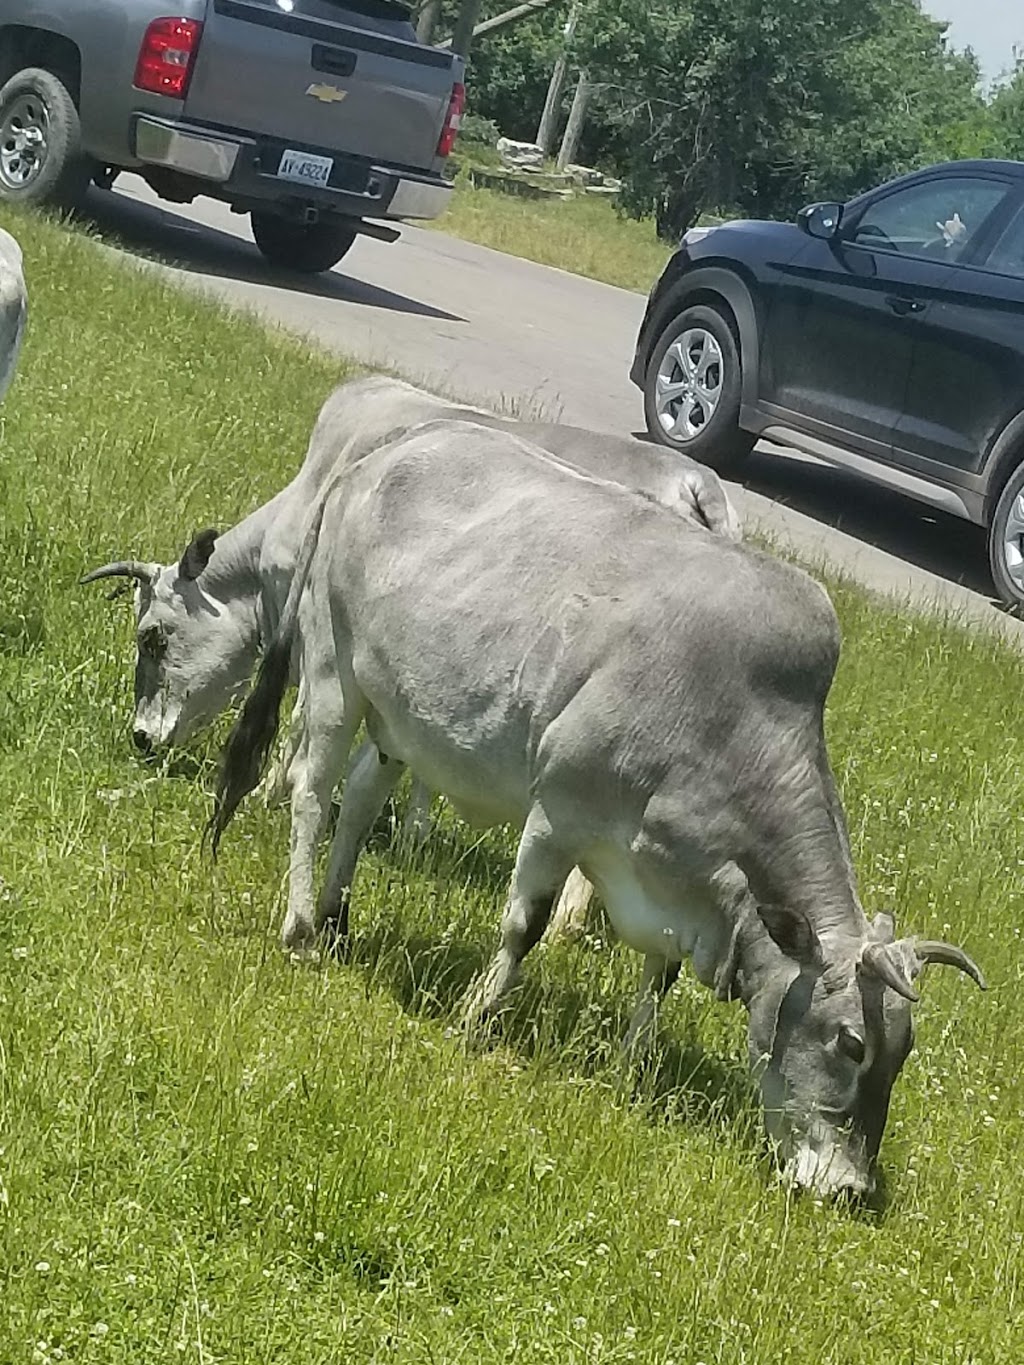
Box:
[277,150,333,187]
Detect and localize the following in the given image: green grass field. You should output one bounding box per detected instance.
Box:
[428,174,672,294]
[1,209,1021,1364]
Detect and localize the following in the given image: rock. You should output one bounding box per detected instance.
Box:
[496,137,544,170]
[563,163,605,186]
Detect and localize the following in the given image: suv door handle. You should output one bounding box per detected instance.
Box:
[886,295,927,316]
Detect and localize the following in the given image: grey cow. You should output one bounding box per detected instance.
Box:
[0,228,27,401]
[211,418,985,1200]
[82,375,740,935]
[82,375,739,751]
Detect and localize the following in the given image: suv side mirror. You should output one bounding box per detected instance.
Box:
[797,202,843,240]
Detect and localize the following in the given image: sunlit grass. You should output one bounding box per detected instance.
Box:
[0,208,1018,1364]
[428,174,672,294]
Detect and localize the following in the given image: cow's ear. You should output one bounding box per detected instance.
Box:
[178,528,219,581]
[756,903,823,969]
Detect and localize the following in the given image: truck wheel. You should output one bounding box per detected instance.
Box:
[250,213,358,274]
[0,67,93,211]
[988,460,1024,613]
[643,304,755,475]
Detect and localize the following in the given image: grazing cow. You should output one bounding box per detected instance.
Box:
[210,418,984,1200]
[81,375,740,936]
[0,228,27,401]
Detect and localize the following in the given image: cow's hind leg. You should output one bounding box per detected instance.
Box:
[281,704,360,955]
[622,954,682,1059]
[316,738,404,952]
[544,866,595,942]
[462,805,573,1032]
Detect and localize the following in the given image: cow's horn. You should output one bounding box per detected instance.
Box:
[858,941,919,1003]
[915,940,987,991]
[80,560,157,586]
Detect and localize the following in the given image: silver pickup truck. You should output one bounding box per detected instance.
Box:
[0,0,465,272]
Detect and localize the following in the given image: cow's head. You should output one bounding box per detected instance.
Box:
[740,906,985,1200]
[82,530,262,751]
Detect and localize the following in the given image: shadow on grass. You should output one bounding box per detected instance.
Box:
[348,905,754,1144]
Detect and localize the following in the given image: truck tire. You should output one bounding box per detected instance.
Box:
[0,67,93,211]
[643,304,755,476]
[250,213,358,274]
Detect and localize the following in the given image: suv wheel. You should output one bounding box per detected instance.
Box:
[0,67,93,211]
[643,304,755,474]
[988,461,1024,611]
[251,213,358,274]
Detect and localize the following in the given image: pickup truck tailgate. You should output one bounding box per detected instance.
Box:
[185,0,458,171]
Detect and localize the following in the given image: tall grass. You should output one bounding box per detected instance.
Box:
[428,178,672,294]
[0,209,1020,1364]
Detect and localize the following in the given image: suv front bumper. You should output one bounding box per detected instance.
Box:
[133,115,452,221]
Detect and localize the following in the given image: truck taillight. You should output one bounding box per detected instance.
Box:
[133,17,204,99]
[437,82,465,158]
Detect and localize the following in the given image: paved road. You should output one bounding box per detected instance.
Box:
[83,176,1023,643]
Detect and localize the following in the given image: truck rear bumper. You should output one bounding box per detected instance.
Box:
[132,116,452,221]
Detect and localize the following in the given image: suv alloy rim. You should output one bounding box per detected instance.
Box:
[0,93,49,190]
[1001,488,1024,592]
[655,326,724,440]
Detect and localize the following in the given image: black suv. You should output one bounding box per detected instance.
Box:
[630,159,1024,609]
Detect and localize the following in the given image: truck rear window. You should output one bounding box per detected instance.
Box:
[245,0,415,30]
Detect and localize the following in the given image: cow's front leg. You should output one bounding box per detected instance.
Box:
[462,805,573,1032]
[398,776,433,847]
[622,954,682,1058]
[316,739,403,951]
[544,866,595,942]
[263,693,304,808]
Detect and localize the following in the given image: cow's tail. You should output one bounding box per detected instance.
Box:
[682,468,743,542]
[208,439,354,856]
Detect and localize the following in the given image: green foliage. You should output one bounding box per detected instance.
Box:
[466,4,567,142]
[459,111,502,145]
[0,203,1021,1365]
[991,61,1024,162]
[573,0,999,237]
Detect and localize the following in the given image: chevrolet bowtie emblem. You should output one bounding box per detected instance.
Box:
[305,83,347,104]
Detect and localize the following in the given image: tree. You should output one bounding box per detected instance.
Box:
[575,0,995,238]
[990,61,1024,161]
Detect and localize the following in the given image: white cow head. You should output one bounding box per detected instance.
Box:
[740,905,985,1199]
[82,530,262,751]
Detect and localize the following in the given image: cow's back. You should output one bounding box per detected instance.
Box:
[321,422,835,822]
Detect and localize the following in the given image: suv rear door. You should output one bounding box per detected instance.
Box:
[185,0,458,171]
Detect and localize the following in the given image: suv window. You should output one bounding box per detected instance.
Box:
[848,177,1009,262]
[981,204,1024,279]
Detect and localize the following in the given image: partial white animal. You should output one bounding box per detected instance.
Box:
[211,417,984,1200]
[0,228,27,401]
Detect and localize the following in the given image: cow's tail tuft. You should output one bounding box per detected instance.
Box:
[207,436,356,856]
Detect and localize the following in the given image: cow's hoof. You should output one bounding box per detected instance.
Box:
[281,912,318,957]
[287,946,322,966]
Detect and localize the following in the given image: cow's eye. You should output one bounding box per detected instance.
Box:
[139,627,166,658]
[837,1024,866,1064]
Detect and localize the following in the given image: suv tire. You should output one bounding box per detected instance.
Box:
[988,460,1024,611]
[0,67,93,211]
[251,213,358,274]
[643,304,755,475]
